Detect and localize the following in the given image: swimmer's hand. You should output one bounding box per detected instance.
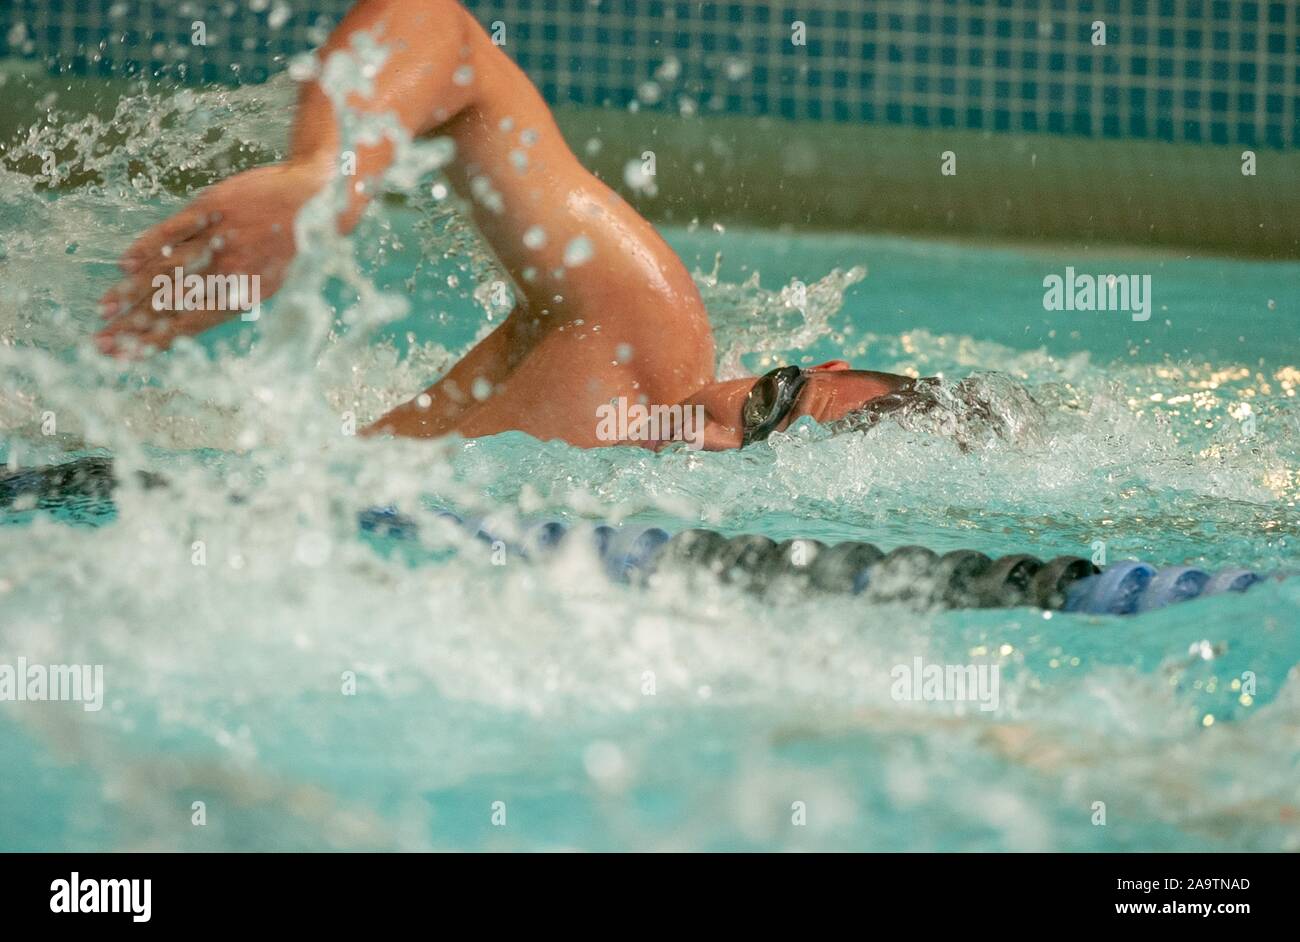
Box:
[95,160,329,357]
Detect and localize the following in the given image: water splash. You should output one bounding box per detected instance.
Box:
[0,58,1298,851]
[694,253,866,377]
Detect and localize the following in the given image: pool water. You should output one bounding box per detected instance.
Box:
[1,74,1298,851]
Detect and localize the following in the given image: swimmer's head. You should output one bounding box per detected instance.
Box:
[679,361,912,450]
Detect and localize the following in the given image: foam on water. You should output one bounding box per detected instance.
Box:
[1,63,1298,850]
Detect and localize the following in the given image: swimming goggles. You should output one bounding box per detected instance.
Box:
[741,365,808,446]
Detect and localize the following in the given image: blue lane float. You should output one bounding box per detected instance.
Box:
[1135,566,1211,613]
[1062,560,1155,615]
[0,458,1281,617]
[357,506,1279,616]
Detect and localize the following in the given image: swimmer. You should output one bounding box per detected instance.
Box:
[96,0,929,451]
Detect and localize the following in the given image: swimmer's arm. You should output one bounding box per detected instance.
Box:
[695,421,744,451]
[288,0,476,231]
[668,387,745,450]
[643,415,741,452]
[96,0,478,355]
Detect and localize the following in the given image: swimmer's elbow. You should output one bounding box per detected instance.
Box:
[302,0,475,130]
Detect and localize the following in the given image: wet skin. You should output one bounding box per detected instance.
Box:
[97,0,908,450]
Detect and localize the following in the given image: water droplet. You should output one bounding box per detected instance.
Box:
[563,235,594,267]
[623,160,655,194]
[287,54,317,82]
[472,377,493,400]
[523,226,547,250]
[453,65,474,85]
[724,57,750,81]
[655,56,681,82]
[268,2,291,30]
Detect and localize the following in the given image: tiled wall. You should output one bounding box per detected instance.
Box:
[1,1,1296,148]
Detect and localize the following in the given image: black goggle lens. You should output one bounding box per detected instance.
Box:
[744,374,779,424]
[741,366,805,446]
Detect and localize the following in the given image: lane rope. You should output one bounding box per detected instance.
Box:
[0,457,1280,616]
[358,507,1281,615]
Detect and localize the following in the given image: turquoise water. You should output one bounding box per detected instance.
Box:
[1,76,1299,851]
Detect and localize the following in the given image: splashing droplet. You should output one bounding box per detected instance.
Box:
[268,2,292,30]
[724,57,750,81]
[288,54,318,82]
[655,56,681,82]
[563,235,594,267]
[623,160,655,195]
[523,226,547,250]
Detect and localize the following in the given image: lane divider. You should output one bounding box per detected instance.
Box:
[0,457,1279,617]
[357,507,1281,615]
